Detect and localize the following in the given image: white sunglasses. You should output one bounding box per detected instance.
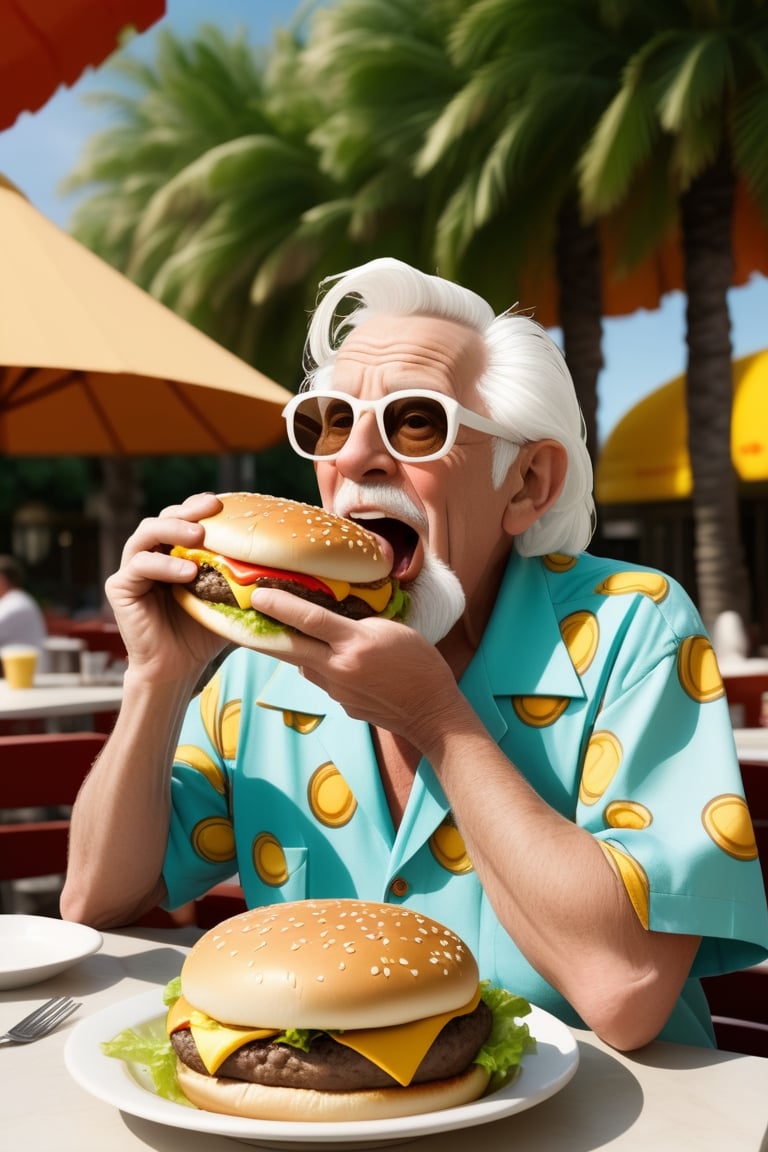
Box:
[282,389,522,463]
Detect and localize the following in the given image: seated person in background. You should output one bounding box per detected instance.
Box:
[61,257,768,1053]
[0,554,48,665]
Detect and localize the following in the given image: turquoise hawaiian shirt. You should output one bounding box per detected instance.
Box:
[163,550,768,1047]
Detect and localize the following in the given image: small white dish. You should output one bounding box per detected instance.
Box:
[0,915,102,989]
[65,988,579,1148]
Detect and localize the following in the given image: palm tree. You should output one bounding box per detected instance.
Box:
[63,24,328,387]
[579,0,768,628]
[411,0,639,470]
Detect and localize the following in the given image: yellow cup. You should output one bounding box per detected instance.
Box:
[1,645,39,689]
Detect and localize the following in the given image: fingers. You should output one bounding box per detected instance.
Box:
[250,588,350,646]
[157,492,222,520]
[119,493,222,567]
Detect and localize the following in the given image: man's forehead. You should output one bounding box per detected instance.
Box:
[332,313,487,392]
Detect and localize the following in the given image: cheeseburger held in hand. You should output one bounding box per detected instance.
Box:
[163,899,534,1121]
[171,492,408,650]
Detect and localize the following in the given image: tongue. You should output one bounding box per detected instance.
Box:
[363,519,416,579]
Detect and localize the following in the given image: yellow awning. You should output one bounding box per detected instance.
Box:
[596,349,768,504]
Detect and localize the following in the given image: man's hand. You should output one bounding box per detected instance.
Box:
[249,586,460,750]
[105,492,227,682]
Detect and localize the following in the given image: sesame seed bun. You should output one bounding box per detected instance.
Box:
[201,492,391,584]
[181,899,480,1030]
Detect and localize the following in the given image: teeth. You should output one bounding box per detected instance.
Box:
[351,511,384,520]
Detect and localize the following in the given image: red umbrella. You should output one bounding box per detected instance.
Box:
[0,0,166,130]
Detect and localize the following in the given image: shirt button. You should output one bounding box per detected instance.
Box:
[390,877,408,897]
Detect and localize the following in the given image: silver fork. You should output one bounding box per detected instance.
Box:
[0,996,81,1045]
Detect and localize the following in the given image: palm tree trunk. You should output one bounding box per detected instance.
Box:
[555,196,603,469]
[555,195,603,547]
[679,149,752,632]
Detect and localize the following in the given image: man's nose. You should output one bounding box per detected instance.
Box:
[333,410,398,478]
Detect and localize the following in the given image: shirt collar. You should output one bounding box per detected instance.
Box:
[476,551,585,698]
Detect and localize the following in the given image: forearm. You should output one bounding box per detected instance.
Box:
[418,700,699,1049]
[60,668,199,929]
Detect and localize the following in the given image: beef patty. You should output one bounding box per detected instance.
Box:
[189,564,383,621]
[170,999,492,1091]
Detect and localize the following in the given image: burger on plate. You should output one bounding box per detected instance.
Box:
[170,492,409,650]
[163,898,534,1121]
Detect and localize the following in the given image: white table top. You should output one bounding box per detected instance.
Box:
[734,727,768,765]
[0,672,124,720]
[2,926,766,1151]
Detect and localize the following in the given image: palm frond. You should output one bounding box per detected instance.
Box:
[416,65,508,174]
[658,34,734,132]
[732,80,768,209]
[580,80,659,214]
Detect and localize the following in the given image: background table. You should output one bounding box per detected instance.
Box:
[734,727,768,765]
[2,926,767,1151]
[0,672,123,730]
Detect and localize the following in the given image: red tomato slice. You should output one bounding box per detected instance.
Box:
[224,556,334,596]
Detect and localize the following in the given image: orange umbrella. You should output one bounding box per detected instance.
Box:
[520,181,768,329]
[0,0,166,130]
[0,178,293,456]
[596,348,768,504]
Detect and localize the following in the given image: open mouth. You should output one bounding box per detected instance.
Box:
[349,515,419,580]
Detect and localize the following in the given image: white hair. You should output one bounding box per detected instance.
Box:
[304,257,595,556]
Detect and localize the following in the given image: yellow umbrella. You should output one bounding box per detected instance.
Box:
[0,178,293,456]
[596,349,768,503]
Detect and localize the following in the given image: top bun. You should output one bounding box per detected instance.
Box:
[200,493,392,583]
[181,899,479,1030]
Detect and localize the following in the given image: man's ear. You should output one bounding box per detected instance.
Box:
[502,439,568,537]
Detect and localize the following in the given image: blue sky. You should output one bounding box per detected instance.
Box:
[0,0,765,445]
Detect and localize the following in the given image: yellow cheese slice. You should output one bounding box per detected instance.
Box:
[332,986,481,1086]
[167,987,481,1084]
[167,995,279,1075]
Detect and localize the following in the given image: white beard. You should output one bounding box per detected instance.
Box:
[331,481,465,646]
[405,549,466,645]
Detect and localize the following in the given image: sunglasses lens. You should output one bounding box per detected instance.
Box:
[384,396,449,457]
[290,395,354,457]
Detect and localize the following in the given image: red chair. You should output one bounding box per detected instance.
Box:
[722,673,768,727]
[702,963,768,1058]
[701,755,768,1057]
[0,732,108,896]
[192,881,246,928]
[65,620,127,662]
[0,731,245,927]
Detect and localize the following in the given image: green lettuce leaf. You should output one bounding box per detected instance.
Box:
[475,982,537,1092]
[100,1017,193,1107]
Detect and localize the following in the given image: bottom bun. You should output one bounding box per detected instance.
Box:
[176,1060,491,1122]
[172,586,300,655]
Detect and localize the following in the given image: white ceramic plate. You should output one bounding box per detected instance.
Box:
[0,915,102,989]
[64,988,579,1149]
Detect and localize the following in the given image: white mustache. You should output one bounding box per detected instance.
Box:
[331,481,427,532]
